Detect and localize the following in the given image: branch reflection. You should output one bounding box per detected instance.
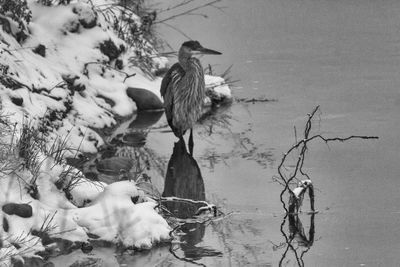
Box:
[278,213,315,267]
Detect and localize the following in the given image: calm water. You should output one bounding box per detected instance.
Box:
[54,0,400,266]
[148,0,400,266]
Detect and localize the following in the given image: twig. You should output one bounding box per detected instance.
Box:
[83,61,136,82]
[159,0,196,14]
[155,0,222,24]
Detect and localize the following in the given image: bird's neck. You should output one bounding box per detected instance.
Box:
[178,52,191,70]
[179,56,203,75]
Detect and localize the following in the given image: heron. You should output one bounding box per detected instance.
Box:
[160,40,222,155]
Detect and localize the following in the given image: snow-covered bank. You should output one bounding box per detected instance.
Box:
[0,0,231,265]
[0,0,231,154]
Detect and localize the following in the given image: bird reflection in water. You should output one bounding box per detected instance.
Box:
[163,138,222,263]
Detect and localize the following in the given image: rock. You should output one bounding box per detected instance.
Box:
[79,16,97,29]
[131,195,139,204]
[99,145,117,159]
[73,82,85,92]
[122,132,147,147]
[84,171,98,180]
[10,96,23,106]
[72,3,97,29]
[1,75,25,90]
[110,131,147,147]
[21,257,55,267]
[119,44,126,53]
[53,238,80,255]
[2,203,33,218]
[96,157,133,175]
[96,94,115,107]
[0,16,12,34]
[62,74,86,92]
[16,30,28,43]
[65,154,89,169]
[70,258,103,267]
[3,217,9,232]
[99,39,121,61]
[115,59,123,70]
[31,229,53,246]
[126,87,163,111]
[33,44,46,57]
[10,257,23,267]
[87,232,100,239]
[81,242,93,254]
[63,19,80,33]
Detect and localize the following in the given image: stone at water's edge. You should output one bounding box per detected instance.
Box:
[69,258,103,267]
[126,87,164,111]
[120,132,147,147]
[96,157,134,175]
[13,257,54,267]
[3,217,9,232]
[2,203,33,218]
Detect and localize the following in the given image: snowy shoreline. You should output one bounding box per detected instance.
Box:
[0,0,231,265]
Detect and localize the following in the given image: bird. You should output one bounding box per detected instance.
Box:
[160,40,222,155]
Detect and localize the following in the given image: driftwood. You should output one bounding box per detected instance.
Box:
[236,97,277,103]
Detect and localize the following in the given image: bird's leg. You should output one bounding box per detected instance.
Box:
[188,128,194,156]
[179,135,185,146]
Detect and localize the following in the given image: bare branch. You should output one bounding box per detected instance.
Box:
[276,106,378,213]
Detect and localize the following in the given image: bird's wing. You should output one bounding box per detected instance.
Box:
[160,63,185,136]
[160,63,184,98]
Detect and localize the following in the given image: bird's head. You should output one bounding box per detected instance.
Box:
[180,40,222,57]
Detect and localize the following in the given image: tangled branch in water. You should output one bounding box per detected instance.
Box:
[156,196,220,217]
[275,105,379,213]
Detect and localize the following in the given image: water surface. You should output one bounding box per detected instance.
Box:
[146,0,400,266]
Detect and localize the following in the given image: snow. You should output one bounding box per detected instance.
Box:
[205,75,232,98]
[0,0,231,264]
[292,179,313,198]
[69,178,107,207]
[0,162,171,263]
[72,181,170,248]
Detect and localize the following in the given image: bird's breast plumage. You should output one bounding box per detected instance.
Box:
[171,58,205,135]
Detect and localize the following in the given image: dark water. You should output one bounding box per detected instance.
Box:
[53,0,400,266]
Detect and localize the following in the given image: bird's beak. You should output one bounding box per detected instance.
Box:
[195,47,222,55]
